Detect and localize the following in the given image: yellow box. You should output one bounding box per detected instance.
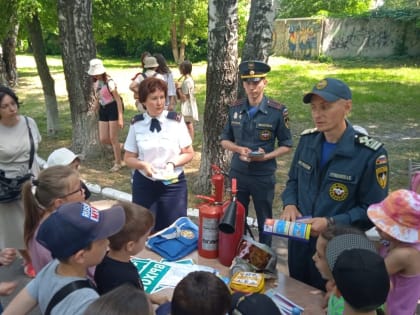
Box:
[229,271,265,294]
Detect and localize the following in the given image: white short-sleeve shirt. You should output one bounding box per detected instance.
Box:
[124,110,192,179]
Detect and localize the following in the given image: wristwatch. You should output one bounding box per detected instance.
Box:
[326,217,335,227]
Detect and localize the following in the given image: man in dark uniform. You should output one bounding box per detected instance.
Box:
[220,60,293,246]
[281,78,389,290]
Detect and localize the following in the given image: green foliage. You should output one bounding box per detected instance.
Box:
[16,55,420,197]
[92,0,208,59]
[0,0,18,39]
[277,0,372,18]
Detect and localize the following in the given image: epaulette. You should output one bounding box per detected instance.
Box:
[131,114,144,125]
[267,99,285,110]
[167,111,182,122]
[354,133,383,151]
[230,98,246,107]
[300,128,318,136]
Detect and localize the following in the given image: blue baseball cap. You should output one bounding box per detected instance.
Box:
[37,202,125,259]
[239,60,271,82]
[303,78,352,103]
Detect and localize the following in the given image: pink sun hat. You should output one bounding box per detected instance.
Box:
[367,189,420,243]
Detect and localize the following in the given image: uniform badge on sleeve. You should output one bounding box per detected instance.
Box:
[329,183,349,201]
[283,108,290,129]
[375,155,388,189]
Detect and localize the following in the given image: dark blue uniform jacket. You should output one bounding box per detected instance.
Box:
[220,96,293,176]
[282,122,389,230]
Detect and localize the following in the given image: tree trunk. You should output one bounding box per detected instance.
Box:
[170,1,179,63]
[57,0,101,158]
[2,24,19,87]
[238,0,276,99]
[195,0,238,194]
[27,13,60,136]
[0,49,7,86]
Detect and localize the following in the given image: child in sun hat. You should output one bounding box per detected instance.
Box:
[367,189,420,315]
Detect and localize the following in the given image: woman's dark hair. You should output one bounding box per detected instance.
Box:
[137,77,168,103]
[154,53,171,74]
[179,60,192,75]
[91,73,109,83]
[0,85,20,108]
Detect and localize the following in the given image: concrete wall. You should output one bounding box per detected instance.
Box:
[273,17,420,58]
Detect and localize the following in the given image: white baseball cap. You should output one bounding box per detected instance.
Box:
[46,148,80,168]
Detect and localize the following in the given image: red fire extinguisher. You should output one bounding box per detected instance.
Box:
[196,165,225,259]
[211,164,224,203]
[218,178,246,267]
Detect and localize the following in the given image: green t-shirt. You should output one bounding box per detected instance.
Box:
[328,294,344,315]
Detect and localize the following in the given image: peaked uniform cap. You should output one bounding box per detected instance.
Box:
[239,60,270,82]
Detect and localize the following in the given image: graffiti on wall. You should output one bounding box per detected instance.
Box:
[329,27,393,51]
[287,21,321,58]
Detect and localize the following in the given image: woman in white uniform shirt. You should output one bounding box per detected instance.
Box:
[124,77,194,231]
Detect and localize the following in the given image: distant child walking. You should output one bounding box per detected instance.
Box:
[176,60,198,141]
[367,189,420,315]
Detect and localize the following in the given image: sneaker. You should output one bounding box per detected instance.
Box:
[110,164,122,172]
[23,262,36,278]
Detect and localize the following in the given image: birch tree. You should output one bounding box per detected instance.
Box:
[57,0,100,157]
[195,0,239,193]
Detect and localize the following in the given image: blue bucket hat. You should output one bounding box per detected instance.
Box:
[303,78,352,103]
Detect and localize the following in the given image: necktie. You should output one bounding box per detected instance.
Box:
[150,118,161,133]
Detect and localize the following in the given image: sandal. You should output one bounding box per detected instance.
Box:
[110,163,122,172]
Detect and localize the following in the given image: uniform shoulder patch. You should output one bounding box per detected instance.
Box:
[355,134,383,151]
[167,111,182,122]
[300,128,318,135]
[131,114,144,125]
[230,98,246,107]
[267,99,284,110]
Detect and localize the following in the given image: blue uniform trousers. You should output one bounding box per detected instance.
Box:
[132,170,187,232]
[230,169,275,246]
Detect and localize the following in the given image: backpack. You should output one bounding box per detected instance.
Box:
[45,280,96,315]
[105,79,124,112]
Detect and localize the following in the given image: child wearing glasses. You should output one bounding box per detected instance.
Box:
[46,147,91,200]
[22,165,85,274]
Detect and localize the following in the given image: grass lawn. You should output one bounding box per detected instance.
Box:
[15,55,420,216]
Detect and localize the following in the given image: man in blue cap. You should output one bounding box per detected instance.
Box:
[220,60,293,246]
[281,78,389,290]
